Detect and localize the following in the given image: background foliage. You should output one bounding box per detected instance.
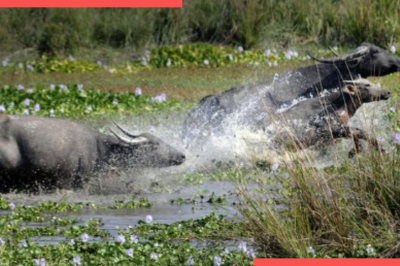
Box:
[0,1,399,57]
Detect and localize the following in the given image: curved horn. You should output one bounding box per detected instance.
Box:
[307,46,370,64]
[112,120,138,138]
[108,127,148,144]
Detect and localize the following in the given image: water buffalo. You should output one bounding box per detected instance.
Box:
[275,79,391,155]
[183,43,400,143]
[0,115,186,193]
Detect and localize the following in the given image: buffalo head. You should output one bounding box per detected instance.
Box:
[308,43,400,77]
[342,79,391,103]
[109,122,186,168]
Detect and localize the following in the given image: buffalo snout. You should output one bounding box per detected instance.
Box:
[381,90,391,100]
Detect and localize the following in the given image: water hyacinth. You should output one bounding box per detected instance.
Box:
[186,256,194,265]
[150,252,158,260]
[135,87,142,95]
[166,58,172,67]
[33,258,46,266]
[19,239,28,248]
[26,88,34,93]
[81,233,89,242]
[130,234,138,244]
[49,84,55,90]
[26,64,34,71]
[222,248,229,255]
[0,104,5,112]
[77,84,84,92]
[153,93,166,103]
[17,84,24,91]
[265,49,271,57]
[97,60,103,66]
[145,214,153,223]
[390,106,396,113]
[390,45,396,54]
[203,59,209,65]
[228,53,234,61]
[34,103,40,112]
[73,256,81,265]
[59,84,68,91]
[23,98,30,106]
[238,241,247,252]
[126,248,134,258]
[238,46,244,52]
[8,202,16,210]
[23,109,29,115]
[366,244,375,255]
[246,248,255,258]
[2,58,8,67]
[285,49,299,60]
[213,255,222,266]
[69,239,75,245]
[116,234,125,243]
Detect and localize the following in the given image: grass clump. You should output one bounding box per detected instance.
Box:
[236,143,400,258]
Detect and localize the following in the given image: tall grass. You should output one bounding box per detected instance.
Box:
[0,1,399,55]
[236,132,400,257]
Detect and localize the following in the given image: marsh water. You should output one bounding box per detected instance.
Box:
[1,95,391,241]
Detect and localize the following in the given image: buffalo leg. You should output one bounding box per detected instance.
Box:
[331,126,383,156]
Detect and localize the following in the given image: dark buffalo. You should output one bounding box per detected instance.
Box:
[0,115,186,193]
[183,43,400,143]
[276,79,391,155]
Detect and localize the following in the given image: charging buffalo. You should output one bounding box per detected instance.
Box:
[0,115,186,193]
[275,79,391,155]
[183,43,400,143]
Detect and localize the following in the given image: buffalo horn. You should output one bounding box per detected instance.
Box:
[109,127,148,144]
[307,46,369,64]
[112,120,139,138]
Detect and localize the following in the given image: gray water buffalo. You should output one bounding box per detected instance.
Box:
[183,43,400,143]
[0,115,186,193]
[276,79,391,155]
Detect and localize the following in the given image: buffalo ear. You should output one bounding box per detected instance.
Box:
[342,85,356,95]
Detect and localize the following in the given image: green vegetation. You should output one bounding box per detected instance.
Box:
[0,84,188,119]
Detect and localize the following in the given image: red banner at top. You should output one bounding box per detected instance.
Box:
[0,0,182,7]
